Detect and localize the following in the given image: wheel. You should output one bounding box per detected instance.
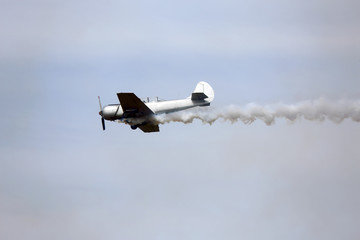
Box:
[131,125,137,130]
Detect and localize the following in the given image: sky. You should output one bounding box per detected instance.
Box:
[1,0,360,239]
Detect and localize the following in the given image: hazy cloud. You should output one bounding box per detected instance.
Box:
[1,1,360,240]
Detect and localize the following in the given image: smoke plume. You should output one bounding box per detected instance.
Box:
[154,98,360,125]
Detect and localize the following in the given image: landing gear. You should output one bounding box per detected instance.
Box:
[131,125,138,130]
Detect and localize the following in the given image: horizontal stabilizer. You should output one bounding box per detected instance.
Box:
[191,92,208,101]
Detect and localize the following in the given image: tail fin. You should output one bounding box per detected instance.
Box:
[191,81,215,103]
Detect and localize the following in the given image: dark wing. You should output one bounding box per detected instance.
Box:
[117,93,154,117]
[138,123,160,133]
[117,93,160,132]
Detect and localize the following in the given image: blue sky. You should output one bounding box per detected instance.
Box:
[1,1,360,239]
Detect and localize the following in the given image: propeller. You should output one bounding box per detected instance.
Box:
[98,96,105,131]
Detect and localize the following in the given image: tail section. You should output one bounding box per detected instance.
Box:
[191,81,215,103]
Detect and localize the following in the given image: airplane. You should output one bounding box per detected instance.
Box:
[98,81,214,133]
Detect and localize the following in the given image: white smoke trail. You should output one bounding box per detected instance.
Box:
[154,98,360,126]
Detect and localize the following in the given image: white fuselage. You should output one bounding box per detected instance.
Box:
[98,81,214,131]
[102,98,209,123]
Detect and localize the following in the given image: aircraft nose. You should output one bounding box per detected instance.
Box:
[102,105,117,120]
